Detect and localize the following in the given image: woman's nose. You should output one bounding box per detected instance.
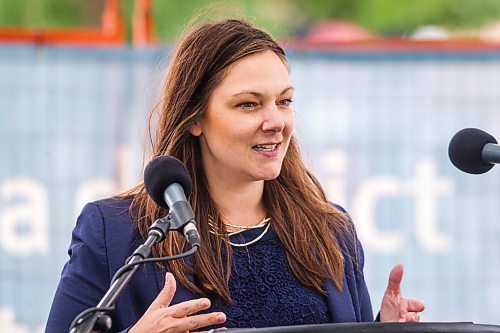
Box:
[261,105,285,133]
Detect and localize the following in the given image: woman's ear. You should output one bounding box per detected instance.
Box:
[188,122,202,137]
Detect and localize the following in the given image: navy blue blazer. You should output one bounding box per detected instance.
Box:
[46,197,374,332]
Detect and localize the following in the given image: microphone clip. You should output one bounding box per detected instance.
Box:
[147,201,194,240]
[147,216,172,243]
[147,202,200,248]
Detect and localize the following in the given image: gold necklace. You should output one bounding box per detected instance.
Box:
[209,217,271,247]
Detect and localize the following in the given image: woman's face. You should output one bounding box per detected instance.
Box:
[190,50,295,185]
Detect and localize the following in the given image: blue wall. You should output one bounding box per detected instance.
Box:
[1,45,500,331]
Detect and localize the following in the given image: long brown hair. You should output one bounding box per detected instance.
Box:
[125,19,352,304]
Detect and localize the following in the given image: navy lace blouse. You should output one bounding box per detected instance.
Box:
[202,225,331,330]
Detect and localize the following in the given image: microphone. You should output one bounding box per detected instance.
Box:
[144,156,200,247]
[448,128,500,174]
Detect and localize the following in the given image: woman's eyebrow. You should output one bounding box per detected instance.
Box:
[231,86,295,97]
[231,90,263,98]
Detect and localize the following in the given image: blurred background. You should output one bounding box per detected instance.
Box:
[1,0,500,331]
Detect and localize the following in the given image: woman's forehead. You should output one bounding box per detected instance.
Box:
[215,51,291,96]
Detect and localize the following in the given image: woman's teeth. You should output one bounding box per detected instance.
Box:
[253,144,277,151]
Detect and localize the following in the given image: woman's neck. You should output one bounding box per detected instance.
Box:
[207,176,267,228]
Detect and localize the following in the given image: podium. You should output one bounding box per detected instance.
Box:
[223,322,500,332]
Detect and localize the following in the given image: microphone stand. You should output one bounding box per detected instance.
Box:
[70,216,174,333]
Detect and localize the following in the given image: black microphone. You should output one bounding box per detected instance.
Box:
[144,156,200,247]
[448,128,500,174]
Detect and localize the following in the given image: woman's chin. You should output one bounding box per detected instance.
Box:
[256,169,281,181]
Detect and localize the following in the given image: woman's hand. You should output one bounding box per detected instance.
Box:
[379,264,425,322]
[129,272,226,333]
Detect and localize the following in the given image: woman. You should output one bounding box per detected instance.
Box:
[46,19,424,333]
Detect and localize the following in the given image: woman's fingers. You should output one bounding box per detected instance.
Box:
[406,298,425,313]
[166,298,212,317]
[162,298,227,331]
[164,312,227,332]
[148,272,177,312]
[404,312,420,322]
[129,273,227,333]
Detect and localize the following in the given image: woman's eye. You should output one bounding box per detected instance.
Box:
[278,99,293,107]
[238,102,257,109]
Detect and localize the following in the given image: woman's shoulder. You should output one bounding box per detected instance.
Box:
[331,202,348,214]
[91,195,134,213]
[80,195,135,222]
[75,195,137,243]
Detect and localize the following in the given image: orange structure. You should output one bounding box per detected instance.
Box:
[133,0,155,46]
[0,0,156,47]
[1,2,499,51]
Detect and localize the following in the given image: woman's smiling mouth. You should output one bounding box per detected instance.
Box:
[252,143,281,156]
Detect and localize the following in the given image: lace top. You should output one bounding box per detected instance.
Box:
[201,225,331,330]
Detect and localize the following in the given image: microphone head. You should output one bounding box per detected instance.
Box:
[144,156,193,209]
[448,128,498,174]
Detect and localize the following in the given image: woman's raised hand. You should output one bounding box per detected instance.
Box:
[130,273,226,333]
[379,264,425,322]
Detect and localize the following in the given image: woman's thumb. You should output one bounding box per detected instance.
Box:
[149,272,176,311]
